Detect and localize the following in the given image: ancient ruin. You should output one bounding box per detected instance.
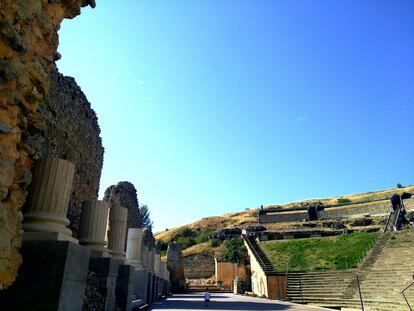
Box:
[0,1,170,309]
[104,181,142,230]
[166,242,186,293]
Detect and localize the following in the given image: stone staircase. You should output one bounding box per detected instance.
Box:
[243,235,275,274]
[287,270,359,309]
[285,230,414,310]
[348,230,414,311]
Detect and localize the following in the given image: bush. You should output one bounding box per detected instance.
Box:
[194,230,214,244]
[337,197,352,205]
[176,236,196,249]
[209,238,222,248]
[221,237,247,263]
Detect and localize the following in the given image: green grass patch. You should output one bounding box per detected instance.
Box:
[260,232,380,272]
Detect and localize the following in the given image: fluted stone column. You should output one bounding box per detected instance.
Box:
[23,158,76,242]
[108,204,128,258]
[142,245,149,268]
[154,253,161,276]
[79,200,110,256]
[162,262,169,281]
[126,228,144,267]
[147,248,155,272]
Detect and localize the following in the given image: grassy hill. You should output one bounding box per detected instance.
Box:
[155,185,413,250]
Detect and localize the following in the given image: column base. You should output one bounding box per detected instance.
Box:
[23,231,78,243]
[115,264,135,311]
[89,257,124,311]
[134,267,149,305]
[0,240,89,311]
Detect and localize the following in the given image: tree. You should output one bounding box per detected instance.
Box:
[221,237,248,263]
[139,204,153,227]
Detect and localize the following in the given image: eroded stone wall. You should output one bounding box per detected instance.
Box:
[184,251,215,279]
[31,72,104,236]
[0,0,95,289]
[104,181,142,230]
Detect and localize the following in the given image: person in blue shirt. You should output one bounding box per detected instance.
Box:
[204,287,211,306]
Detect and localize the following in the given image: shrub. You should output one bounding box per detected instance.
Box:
[176,236,196,249]
[221,237,247,263]
[337,197,352,205]
[209,238,222,248]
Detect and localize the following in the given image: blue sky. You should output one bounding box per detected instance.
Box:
[58,1,414,232]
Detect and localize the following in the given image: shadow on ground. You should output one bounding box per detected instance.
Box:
[151,295,295,310]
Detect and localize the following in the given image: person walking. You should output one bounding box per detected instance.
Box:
[204,287,211,307]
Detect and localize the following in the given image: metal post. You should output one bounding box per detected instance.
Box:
[356,275,364,311]
[401,292,412,311]
[401,281,414,311]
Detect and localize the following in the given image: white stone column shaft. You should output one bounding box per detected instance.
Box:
[79,200,109,253]
[108,205,128,258]
[126,228,144,267]
[142,245,149,268]
[154,253,161,276]
[23,158,75,241]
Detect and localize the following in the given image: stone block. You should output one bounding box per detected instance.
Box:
[134,268,149,304]
[115,264,135,311]
[89,257,124,311]
[0,240,90,311]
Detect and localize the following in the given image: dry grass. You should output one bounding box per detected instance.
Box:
[155,186,413,242]
[182,242,224,256]
[264,186,414,209]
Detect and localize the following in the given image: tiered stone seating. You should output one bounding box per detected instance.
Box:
[287,270,359,308]
[348,230,414,311]
[284,230,414,310]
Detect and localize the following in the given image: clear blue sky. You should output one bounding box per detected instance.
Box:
[58,1,414,232]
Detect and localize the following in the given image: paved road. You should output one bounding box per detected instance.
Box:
[151,293,334,310]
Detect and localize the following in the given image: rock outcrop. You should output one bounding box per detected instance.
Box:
[167,242,186,293]
[0,0,95,289]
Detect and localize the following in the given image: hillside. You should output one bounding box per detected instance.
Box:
[155,185,414,245]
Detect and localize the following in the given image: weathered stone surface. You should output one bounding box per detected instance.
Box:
[184,250,215,279]
[88,257,123,311]
[79,200,110,255]
[143,225,156,248]
[166,242,186,293]
[31,72,104,236]
[0,0,96,288]
[0,240,90,311]
[108,205,128,258]
[104,182,142,230]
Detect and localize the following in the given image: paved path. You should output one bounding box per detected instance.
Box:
[151,293,334,310]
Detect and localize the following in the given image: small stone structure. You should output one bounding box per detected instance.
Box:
[233,276,246,294]
[167,242,186,293]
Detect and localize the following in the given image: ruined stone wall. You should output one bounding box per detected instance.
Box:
[104,181,142,230]
[31,72,103,236]
[184,251,215,279]
[0,0,95,289]
[319,201,390,219]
